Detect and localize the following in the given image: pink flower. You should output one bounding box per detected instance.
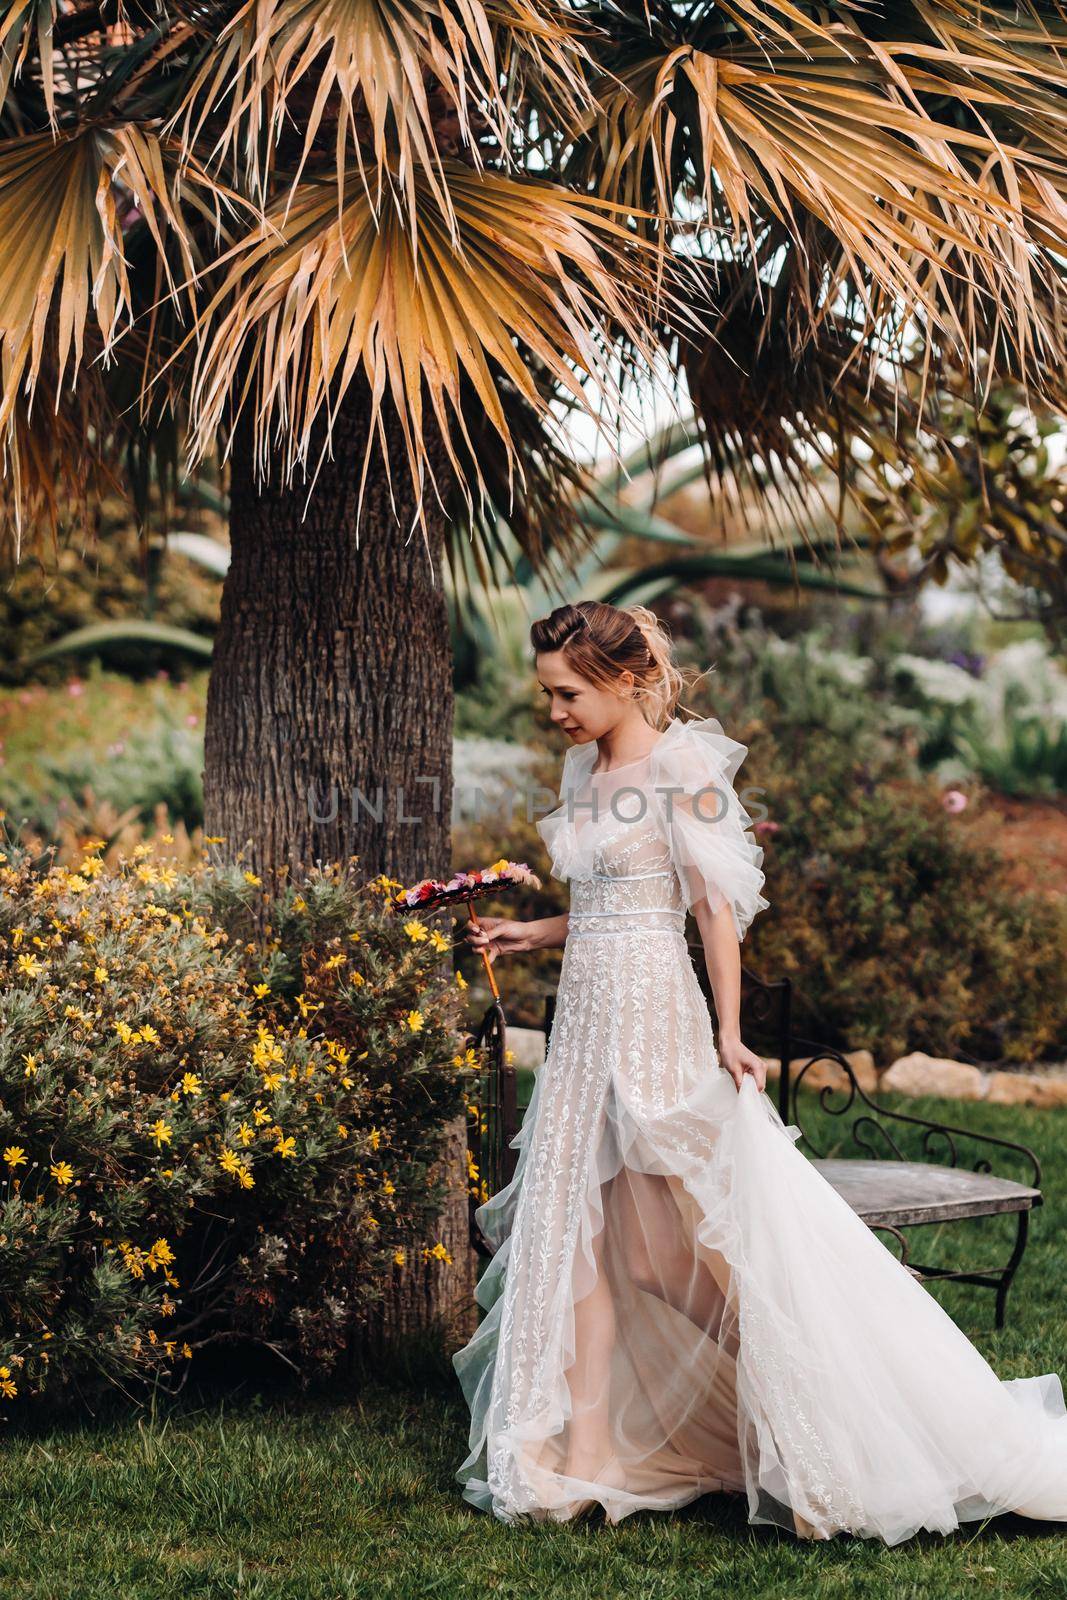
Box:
[67,679,84,697]
[185,714,199,728]
[942,789,968,814]
[754,821,780,838]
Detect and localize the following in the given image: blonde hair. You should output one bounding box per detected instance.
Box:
[529,601,711,729]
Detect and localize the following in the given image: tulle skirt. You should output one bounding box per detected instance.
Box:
[452,928,1067,1543]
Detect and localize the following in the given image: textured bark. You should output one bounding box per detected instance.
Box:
[362,1112,479,1353]
[205,378,454,895]
[206,378,475,1349]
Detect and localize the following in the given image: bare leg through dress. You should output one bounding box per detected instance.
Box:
[563,1167,742,1487]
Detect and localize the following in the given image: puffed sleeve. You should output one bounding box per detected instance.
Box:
[649,716,769,940]
[534,741,593,882]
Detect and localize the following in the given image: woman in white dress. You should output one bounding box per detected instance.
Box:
[452,600,1067,1543]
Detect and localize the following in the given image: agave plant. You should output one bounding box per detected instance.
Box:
[3,0,1067,885]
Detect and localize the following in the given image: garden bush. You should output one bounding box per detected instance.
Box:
[751,724,1067,1064]
[0,833,476,1412]
[0,671,207,845]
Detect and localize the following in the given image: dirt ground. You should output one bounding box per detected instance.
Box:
[969,792,1067,901]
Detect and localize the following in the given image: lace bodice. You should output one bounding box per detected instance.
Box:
[566,820,687,938]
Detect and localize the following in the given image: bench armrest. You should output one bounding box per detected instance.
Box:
[786,1039,1042,1191]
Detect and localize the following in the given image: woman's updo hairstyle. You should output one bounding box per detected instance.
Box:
[529,601,710,730]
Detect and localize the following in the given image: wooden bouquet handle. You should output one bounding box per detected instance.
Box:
[465,898,501,1002]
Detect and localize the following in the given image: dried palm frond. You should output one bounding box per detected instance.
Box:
[183,160,686,544]
[175,0,594,221]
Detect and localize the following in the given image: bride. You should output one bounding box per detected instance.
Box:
[452,599,1067,1543]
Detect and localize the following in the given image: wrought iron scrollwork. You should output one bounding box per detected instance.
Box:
[464,998,517,1257]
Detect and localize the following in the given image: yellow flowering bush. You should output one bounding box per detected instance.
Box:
[0,834,474,1408]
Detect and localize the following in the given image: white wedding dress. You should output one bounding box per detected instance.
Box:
[453,714,1067,1542]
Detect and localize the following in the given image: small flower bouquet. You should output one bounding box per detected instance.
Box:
[391,858,541,1000]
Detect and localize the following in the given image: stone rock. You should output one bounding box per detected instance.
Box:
[793,1050,878,1095]
[985,1072,1067,1109]
[880,1053,986,1100]
[759,1051,877,1094]
[506,1026,546,1071]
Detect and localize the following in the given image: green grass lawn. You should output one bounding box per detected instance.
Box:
[5,1094,1067,1600]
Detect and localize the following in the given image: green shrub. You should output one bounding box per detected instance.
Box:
[751,725,1067,1064]
[0,835,475,1412]
[0,518,222,688]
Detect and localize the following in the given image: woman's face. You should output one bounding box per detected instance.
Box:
[535,651,633,747]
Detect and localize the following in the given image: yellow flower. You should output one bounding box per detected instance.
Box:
[150,1119,173,1148]
[454,971,468,990]
[405,1009,424,1033]
[0,1378,16,1399]
[93,965,110,983]
[382,1178,395,1197]
[16,953,43,978]
[181,1343,193,1358]
[180,1073,202,1097]
[393,1249,407,1267]
[252,1037,284,1069]
[323,953,346,970]
[236,1123,254,1147]
[260,1071,282,1093]
[218,1148,242,1177]
[22,1053,39,1077]
[429,930,450,952]
[252,1105,271,1126]
[422,1242,453,1265]
[403,920,428,943]
[292,896,307,913]
[273,1136,296,1160]
[220,1092,232,1104]
[149,1238,175,1268]
[236,1164,254,1190]
[368,1128,381,1151]
[252,983,270,998]
[337,1124,348,1140]
[3,1146,27,1170]
[243,871,262,887]
[139,1023,160,1045]
[120,1242,146,1279]
[50,1161,74,1186]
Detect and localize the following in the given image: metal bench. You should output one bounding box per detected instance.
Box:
[466,958,1043,1325]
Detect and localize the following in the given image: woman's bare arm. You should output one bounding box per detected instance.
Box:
[691,897,767,1092]
[464,912,570,960]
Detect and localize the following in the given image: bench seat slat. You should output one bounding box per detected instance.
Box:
[811,1159,1042,1228]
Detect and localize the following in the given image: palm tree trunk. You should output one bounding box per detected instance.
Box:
[205,378,474,1350]
[205,378,454,893]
